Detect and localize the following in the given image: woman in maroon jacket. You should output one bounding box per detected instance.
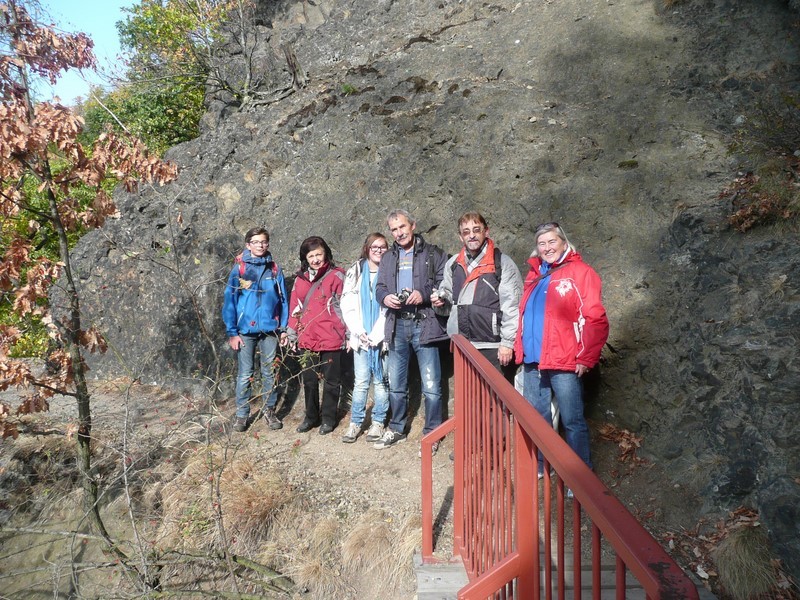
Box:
[287,237,347,435]
[513,222,609,477]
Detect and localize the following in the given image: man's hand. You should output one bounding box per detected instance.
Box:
[228,335,243,351]
[575,364,589,377]
[279,332,289,347]
[431,291,445,308]
[384,294,403,309]
[404,289,423,305]
[498,346,513,366]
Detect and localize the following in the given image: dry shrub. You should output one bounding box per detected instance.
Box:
[342,510,421,594]
[0,435,79,517]
[264,507,420,598]
[276,511,353,599]
[341,509,393,572]
[713,523,778,600]
[157,446,293,554]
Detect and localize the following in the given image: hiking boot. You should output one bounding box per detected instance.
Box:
[365,422,384,443]
[341,422,361,443]
[232,416,248,432]
[418,440,440,458]
[373,429,407,449]
[263,407,283,430]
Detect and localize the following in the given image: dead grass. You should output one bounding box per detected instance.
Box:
[713,523,778,600]
[0,435,79,518]
[260,505,420,599]
[157,446,294,554]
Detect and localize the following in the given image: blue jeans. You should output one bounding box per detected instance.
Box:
[235,333,279,418]
[387,318,442,434]
[350,348,389,426]
[523,364,592,470]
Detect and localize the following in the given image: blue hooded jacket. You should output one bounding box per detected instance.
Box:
[222,249,289,337]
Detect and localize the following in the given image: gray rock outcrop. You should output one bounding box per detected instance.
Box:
[66,0,800,579]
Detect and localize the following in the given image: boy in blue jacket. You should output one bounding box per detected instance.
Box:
[222,227,289,431]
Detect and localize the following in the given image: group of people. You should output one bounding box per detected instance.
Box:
[221,210,609,469]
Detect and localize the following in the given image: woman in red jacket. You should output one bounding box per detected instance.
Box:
[287,236,347,435]
[514,223,609,474]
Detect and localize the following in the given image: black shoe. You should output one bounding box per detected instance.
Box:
[296,419,319,433]
[232,416,248,432]
[319,423,334,435]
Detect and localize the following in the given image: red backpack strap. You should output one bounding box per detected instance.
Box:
[235,253,245,276]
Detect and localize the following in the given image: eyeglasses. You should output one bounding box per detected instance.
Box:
[248,240,269,246]
[460,226,485,236]
[369,245,388,252]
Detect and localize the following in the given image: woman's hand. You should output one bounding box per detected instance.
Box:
[575,364,589,377]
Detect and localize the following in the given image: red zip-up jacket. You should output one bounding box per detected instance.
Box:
[287,263,347,352]
[513,250,609,371]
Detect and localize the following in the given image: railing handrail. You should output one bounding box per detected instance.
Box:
[420,335,699,599]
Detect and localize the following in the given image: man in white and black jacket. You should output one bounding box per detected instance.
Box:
[432,211,522,382]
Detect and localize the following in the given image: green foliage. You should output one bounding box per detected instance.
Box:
[341,83,359,96]
[0,161,107,357]
[98,0,246,153]
[80,83,202,155]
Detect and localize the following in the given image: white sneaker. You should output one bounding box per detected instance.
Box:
[341,422,361,443]
[365,422,384,442]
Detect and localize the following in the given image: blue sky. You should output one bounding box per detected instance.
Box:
[39,0,135,104]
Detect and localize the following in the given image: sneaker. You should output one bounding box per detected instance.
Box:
[373,429,407,449]
[232,416,248,432]
[263,407,283,430]
[418,440,440,458]
[341,422,361,443]
[365,422,384,442]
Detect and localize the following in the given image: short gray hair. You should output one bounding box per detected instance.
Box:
[386,208,416,226]
[534,222,575,256]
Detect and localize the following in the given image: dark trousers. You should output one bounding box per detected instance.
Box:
[478,348,518,383]
[302,349,343,426]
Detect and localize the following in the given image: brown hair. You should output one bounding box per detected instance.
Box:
[360,232,388,260]
[244,227,269,244]
[457,212,488,232]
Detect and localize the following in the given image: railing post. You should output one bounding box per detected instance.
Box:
[453,341,465,555]
[515,418,536,598]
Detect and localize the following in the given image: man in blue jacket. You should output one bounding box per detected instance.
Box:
[374,210,448,451]
[222,227,289,432]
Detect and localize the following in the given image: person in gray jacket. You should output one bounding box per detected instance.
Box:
[374,209,449,450]
[432,212,522,382]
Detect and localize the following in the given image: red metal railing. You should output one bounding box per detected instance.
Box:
[421,335,698,599]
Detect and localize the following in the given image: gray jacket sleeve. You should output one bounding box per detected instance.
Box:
[433,255,456,316]
[498,253,523,348]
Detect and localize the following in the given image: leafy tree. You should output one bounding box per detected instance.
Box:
[80,82,203,155]
[0,0,176,583]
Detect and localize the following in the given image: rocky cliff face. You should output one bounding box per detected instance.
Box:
[67,0,799,578]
